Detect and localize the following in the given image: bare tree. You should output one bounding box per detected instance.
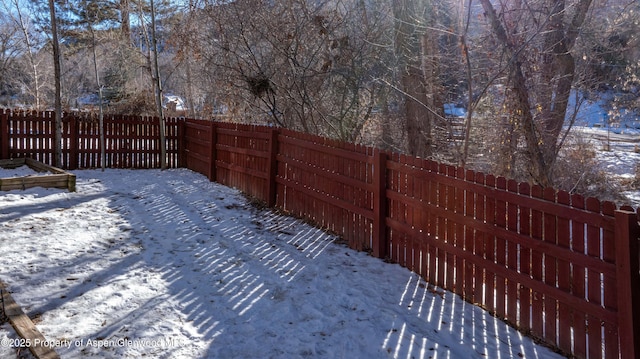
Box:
[391,0,443,158]
[1,0,46,109]
[163,0,204,118]
[476,0,595,186]
[200,0,392,142]
[69,0,120,170]
[0,12,21,105]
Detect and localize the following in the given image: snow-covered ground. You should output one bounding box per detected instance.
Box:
[573,127,640,207]
[0,164,54,178]
[0,168,567,359]
[569,91,640,206]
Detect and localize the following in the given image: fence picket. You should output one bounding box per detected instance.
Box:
[453,167,464,296]
[428,161,439,285]
[495,176,507,320]
[445,165,456,293]
[571,193,588,358]
[463,170,474,302]
[473,171,486,307]
[436,164,447,288]
[557,191,572,353]
[586,197,603,359]
[506,179,519,326]
[0,110,8,159]
[543,187,558,346]
[389,153,399,264]
[530,185,544,338]
[602,202,618,358]
[485,174,497,315]
[518,182,532,331]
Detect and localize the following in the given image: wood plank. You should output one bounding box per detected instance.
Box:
[0,159,75,192]
[384,189,616,277]
[473,172,486,306]
[385,215,619,325]
[586,197,604,359]
[505,179,518,326]
[454,168,465,297]
[405,155,414,270]
[0,110,8,159]
[428,162,438,284]
[495,177,507,320]
[445,165,456,292]
[385,160,615,228]
[412,157,424,276]
[543,187,558,346]
[388,153,400,263]
[530,185,544,338]
[0,158,27,168]
[0,281,60,359]
[464,169,475,303]
[518,182,532,331]
[601,202,618,358]
[400,154,409,268]
[570,193,588,358]
[278,135,374,163]
[556,191,572,354]
[436,164,447,288]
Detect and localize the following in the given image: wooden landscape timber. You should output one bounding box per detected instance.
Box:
[0,280,60,359]
[0,158,76,192]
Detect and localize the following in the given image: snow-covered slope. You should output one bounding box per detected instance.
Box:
[1,168,565,358]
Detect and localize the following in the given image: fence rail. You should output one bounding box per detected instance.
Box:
[1,110,638,359]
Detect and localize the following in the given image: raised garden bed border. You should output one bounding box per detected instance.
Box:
[0,158,76,192]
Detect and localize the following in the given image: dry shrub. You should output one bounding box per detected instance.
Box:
[552,136,627,203]
[106,91,156,117]
[621,163,640,188]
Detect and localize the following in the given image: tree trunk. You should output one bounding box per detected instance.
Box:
[401,66,432,157]
[421,32,442,156]
[120,0,130,41]
[510,62,550,185]
[392,0,438,158]
[48,0,62,168]
[538,0,590,169]
[477,0,592,186]
[89,26,106,171]
[150,0,166,170]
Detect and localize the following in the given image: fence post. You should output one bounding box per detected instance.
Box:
[266,128,279,207]
[0,110,8,159]
[209,121,217,182]
[177,119,186,168]
[372,149,388,259]
[614,210,640,359]
[68,115,78,170]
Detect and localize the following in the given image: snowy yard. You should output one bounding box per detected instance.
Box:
[0,168,565,358]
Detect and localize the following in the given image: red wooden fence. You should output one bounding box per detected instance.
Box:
[179,118,640,359]
[383,155,638,359]
[182,120,275,202]
[0,110,181,169]
[2,111,639,359]
[275,129,377,251]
